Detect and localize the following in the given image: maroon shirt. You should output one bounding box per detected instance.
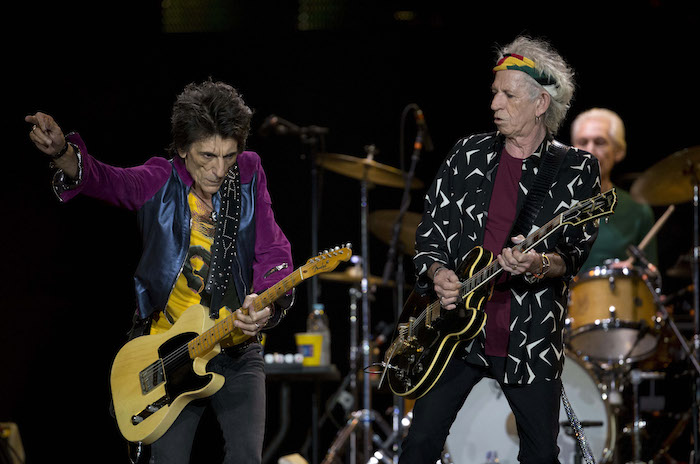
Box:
[483,149,522,356]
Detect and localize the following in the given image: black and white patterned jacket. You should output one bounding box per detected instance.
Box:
[414,131,601,384]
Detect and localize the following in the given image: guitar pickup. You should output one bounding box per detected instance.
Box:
[139,359,166,394]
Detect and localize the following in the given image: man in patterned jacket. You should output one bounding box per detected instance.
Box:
[399,36,601,463]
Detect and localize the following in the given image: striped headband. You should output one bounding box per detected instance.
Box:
[493,53,556,86]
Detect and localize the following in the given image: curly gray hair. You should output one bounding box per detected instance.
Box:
[495,36,575,135]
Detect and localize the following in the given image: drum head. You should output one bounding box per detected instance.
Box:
[444,355,614,463]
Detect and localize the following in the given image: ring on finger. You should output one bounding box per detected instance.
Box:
[254,322,260,329]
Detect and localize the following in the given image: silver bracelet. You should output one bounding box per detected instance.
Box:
[433,266,447,280]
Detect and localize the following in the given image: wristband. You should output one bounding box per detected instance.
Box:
[534,252,551,279]
[524,252,551,284]
[50,142,70,160]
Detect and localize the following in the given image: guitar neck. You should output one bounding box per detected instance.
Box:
[187,269,303,358]
[459,213,564,298]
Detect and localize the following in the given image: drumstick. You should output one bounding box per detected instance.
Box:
[638,204,675,251]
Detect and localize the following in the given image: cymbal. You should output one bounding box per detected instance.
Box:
[317,153,424,189]
[630,146,700,205]
[319,265,394,287]
[369,209,422,255]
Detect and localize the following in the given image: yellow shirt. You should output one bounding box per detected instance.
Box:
[150,192,240,346]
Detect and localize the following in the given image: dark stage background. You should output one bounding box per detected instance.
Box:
[5,1,700,463]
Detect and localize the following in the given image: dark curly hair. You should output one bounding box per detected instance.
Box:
[169,79,253,156]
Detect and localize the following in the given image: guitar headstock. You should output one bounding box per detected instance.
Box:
[562,188,618,227]
[302,244,353,278]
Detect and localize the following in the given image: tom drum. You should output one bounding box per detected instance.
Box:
[566,266,658,363]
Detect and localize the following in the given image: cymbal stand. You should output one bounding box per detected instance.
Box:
[687,159,700,463]
[359,145,375,461]
[348,283,361,464]
[259,115,328,311]
[322,145,386,463]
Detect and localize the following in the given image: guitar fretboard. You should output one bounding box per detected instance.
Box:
[457,212,564,300]
[187,268,303,359]
[417,189,615,334]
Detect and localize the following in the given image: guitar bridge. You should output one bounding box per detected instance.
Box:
[139,359,166,394]
[131,395,169,425]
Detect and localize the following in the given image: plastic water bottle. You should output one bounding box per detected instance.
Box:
[307,303,331,365]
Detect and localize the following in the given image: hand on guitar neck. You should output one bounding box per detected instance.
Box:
[431,235,567,306]
[233,293,272,337]
[429,263,461,310]
[498,234,567,280]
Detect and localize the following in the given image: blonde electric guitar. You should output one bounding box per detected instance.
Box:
[110,245,352,444]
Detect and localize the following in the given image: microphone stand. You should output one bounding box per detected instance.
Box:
[379,112,426,462]
[305,131,323,312]
[260,115,328,310]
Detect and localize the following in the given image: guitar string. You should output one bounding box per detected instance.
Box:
[409,194,608,333]
[408,208,568,331]
[136,260,318,378]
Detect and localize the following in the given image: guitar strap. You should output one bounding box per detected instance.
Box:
[562,386,597,464]
[507,138,569,243]
[205,162,242,319]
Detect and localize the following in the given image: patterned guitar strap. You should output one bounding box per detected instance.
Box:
[508,138,597,464]
[561,386,596,464]
[205,163,242,319]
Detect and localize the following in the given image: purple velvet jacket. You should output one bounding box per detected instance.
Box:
[57,133,293,324]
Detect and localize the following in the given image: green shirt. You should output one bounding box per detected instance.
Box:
[579,186,657,273]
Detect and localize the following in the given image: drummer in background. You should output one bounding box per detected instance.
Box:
[571,108,658,272]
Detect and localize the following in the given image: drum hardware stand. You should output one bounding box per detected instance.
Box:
[649,409,692,463]
[686,158,700,464]
[637,247,700,464]
[560,421,604,464]
[625,369,646,464]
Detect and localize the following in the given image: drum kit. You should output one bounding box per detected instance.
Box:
[277,108,699,464]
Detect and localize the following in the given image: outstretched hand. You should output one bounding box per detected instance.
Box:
[26,112,66,157]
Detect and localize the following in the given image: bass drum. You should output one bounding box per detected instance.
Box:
[444,355,615,464]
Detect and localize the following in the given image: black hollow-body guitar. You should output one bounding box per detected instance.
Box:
[382,189,617,399]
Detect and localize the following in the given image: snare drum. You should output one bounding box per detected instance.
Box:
[567,266,658,363]
[444,354,615,464]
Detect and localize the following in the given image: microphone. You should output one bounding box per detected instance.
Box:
[414,107,434,152]
[258,114,328,137]
[627,244,659,277]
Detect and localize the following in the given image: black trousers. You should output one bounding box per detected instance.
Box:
[399,355,562,464]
